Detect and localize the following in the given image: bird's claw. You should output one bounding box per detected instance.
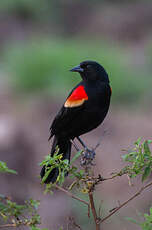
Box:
[84,148,96,159]
[80,148,96,166]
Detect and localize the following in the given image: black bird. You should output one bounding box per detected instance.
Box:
[40,60,111,183]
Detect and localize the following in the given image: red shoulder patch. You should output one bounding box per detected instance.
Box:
[68,85,88,101]
[64,85,88,108]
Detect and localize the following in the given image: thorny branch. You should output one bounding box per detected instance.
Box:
[59,137,152,229]
[100,180,152,223]
[89,191,101,230]
[68,216,82,230]
[39,137,152,230]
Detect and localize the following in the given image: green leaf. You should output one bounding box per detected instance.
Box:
[147,140,152,144]
[143,141,151,155]
[41,166,55,183]
[126,217,139,225]
[134,137,142,146]
[122,154,129,161]
[142,166,151,182]
[0,161,17,174]
[150,207,152,215]
[62,159,69,165]
[59,227,63,230]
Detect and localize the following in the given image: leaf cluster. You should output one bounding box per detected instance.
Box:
[141,207,152,230]
[40,150,95,194]
[40,148,71,186]
[1,138,152,229]
[0,161,47,230]
[122,138,152,181]
[0,196,43,229]
[128,207,152,230]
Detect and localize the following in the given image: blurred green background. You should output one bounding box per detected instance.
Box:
[1,0,152,106]
[0,1,152,230]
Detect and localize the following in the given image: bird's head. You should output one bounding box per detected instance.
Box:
[70,60,109,83]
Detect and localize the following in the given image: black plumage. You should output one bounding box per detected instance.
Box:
[40,60,111,183]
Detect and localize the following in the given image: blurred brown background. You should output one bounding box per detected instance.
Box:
[0,1,152,229]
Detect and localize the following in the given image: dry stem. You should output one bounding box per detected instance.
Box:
[89,191,101,230]
[100,181,152,223]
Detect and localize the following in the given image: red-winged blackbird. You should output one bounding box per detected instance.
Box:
[40,60,111,183]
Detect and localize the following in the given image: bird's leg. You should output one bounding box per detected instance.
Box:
[76,137,96,165]
[71,139,80,151]
[77,137,87,149]
[77,137,95,157]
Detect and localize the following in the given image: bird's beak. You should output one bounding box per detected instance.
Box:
[70,65,84,73]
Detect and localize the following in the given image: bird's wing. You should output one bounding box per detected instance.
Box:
[49,84,88,139]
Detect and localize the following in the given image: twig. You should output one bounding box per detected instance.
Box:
[96,174,119,182]
[68,216,82,230]
[93,129,107,151]
[89,192,100,230]
[127,174,133,186]
[100,181,152,223]
[95,168,131,184]
[0,224,16,228]
[55,185,90,217]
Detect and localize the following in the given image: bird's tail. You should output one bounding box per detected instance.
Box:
[40,136,71,184]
